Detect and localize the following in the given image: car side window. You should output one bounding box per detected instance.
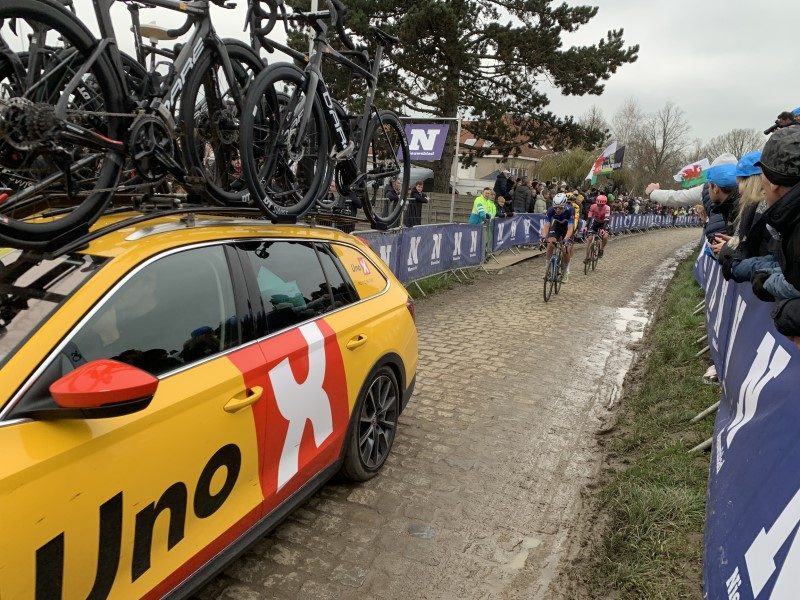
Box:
[67,246,239,376]
[238,241,335,334]
[329,243,388,300]
[315,243,358,309]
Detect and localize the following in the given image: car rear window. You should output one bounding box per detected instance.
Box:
[0,249,107,367]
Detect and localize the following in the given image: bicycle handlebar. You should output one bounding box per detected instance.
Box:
[166,15,194,39]
[328,0,356,50]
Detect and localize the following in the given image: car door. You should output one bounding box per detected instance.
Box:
[234,240,351,515]
[0,244,269,600]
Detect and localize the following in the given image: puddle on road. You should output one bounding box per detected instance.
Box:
[591,242,698,411]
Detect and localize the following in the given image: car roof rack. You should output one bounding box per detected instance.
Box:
[42,205,266,259]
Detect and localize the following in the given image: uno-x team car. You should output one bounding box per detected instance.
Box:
[0,211,417,599]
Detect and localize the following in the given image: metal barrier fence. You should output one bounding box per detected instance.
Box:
[356,213,700,288]
[695,244,800,600]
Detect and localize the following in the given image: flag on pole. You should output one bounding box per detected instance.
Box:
[673,158,710,188]
[586,141,624,183]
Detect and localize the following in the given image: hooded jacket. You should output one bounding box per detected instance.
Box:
[764,182,800,290]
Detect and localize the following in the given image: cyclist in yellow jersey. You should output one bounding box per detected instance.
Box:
[568,193,581,239]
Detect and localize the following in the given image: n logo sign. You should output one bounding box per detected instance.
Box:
[404,124,450,160]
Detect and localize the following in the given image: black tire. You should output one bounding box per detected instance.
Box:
[0,0,125,250]
[554,253,562,295]
[358,110,410,230]
[543,258,555,302]
[240,62,329,220]
[181,40,263,206]
[592,242,599,271]
[584,248,590,276]
[340,365,400,482]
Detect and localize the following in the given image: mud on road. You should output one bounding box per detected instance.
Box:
[196,228,701,600]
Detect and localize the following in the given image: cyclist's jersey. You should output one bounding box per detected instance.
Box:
[546,205,575,226]
[588,203,611,224]
[569,201,581,230]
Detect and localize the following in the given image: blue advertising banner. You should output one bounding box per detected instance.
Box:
[697,252,800,600]
[491,214,547,252]
[357,230,402,275]
[397,224,452,283]
[449,224,484,269]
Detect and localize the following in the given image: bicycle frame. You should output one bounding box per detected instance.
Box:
[54,0,244,144]
[3,0,249,204]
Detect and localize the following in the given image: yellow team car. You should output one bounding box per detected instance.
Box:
[0,210,418,599]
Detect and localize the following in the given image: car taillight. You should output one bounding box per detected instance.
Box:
[406,297,416,324]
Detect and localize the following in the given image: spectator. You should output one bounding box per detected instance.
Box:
[704,163,740,242]
[512,178,532,213]
[404,180,428,227]
[644,153,738,208]
[494,169,512,205]
[495,195,510,218]
[775,110,796,129]
[383,178,401,222]
[468,187,497,224]
[533,189,546,213]
[717,150,799,300]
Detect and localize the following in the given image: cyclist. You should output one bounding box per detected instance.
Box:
[541,193,575,281]
[585,193,611,261]
[567,192,582,241]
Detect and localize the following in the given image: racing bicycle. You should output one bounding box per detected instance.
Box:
[240,0,410,228]
[0,0,263,251]
[543,239,564,302]
[584,230,601,275]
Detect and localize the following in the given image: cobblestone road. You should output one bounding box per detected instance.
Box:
[197,228,700,600]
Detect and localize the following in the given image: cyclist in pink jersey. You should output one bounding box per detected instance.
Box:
[585,194,611,260]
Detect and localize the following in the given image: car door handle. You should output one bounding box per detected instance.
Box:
[224,386,263,414]
[346,334,368,350]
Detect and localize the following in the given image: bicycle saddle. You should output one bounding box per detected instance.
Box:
[369,26,399,47]
[138,22,177,42]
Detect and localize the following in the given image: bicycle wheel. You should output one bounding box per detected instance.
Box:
[584,240,591,275]
[0,1,125,249]
[543,258,554,302]
[554,252,563,295]
[357,110,410,230]
[592,240,599,271]
[181,40,264,206]
[240,62,329,219]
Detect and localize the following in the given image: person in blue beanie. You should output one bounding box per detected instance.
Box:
[705,163,740,248]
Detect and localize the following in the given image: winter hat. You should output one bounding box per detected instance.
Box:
[756,126,800,186]
[735,151,763,178]
[711,153,738,167]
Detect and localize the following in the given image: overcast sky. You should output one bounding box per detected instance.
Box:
[78,0,799,145]
[545,0,800,144]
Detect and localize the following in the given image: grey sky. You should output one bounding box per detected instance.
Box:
[79,0,798,146]
[545,0,800,144]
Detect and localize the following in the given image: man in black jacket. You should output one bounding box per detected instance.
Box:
[754,127,800,347]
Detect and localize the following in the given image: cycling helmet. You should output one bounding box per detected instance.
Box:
[596,194,608,205]
[552,193,568,207]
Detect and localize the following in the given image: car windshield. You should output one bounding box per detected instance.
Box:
[0,249,107,367]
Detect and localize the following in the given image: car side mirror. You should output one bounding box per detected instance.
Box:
[15,359,158,420]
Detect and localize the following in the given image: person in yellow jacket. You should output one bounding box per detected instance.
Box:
[468,188,497,224]
[568,192,582,239]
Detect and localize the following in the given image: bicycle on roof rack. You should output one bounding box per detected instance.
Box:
[0,0,264,251]
[240,0,411,229]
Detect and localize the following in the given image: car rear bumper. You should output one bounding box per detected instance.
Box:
[401,374,415,413]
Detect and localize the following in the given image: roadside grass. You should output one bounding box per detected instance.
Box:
[406,271,468,299]
[585,253,718,600]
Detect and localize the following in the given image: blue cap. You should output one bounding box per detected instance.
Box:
[735,150,763,178]
[706,164,737,188]
[792,106,800,116]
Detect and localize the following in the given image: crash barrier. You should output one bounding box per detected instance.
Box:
[696,246,800,600]
[357,214,700,284]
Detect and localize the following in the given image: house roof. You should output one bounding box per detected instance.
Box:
[457,125,554,162]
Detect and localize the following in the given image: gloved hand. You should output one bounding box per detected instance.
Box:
[752,271,776,302]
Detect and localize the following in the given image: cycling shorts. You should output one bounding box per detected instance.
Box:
[590,221,608,234]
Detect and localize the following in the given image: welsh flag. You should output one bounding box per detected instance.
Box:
[674,158,710,189]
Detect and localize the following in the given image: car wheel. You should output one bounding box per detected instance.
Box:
[341,365,400,481]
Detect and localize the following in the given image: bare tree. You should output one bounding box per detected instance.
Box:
[580,105,609,142]
[611,97,646,147]
[637,102,691,184]
[703,128,766,160]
